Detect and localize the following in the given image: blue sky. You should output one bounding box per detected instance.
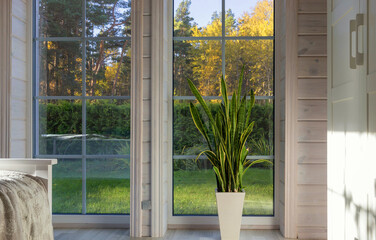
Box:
[174,0,260,27]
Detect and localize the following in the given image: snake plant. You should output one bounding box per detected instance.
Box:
[187,68,272,192]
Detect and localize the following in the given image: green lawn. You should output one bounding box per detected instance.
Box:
[173,168,273,215]
[52,161,273,215]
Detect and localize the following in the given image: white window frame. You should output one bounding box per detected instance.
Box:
[31,0,135,228]
[165,0,280,229]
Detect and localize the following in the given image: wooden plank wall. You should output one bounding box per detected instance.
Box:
[161,0,173,234]
[275,0,286,236]
[0,0,11,158]
[142,0,152,236]
[9,0,30,158]
[296,0,327,238]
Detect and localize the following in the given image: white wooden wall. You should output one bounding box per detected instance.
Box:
[142,0,152,236]
[0,0,31,158]
[278,0,328,239]
[9,0,31,158]
[275,0,286,236]
[296,0,327,239]
[0,0,11,158]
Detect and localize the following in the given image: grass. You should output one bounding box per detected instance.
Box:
[52,160,273,215]
[173,168,273,215]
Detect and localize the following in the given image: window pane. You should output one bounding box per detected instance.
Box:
[86,41,131,96]
[86,0,131,37]
[173,159,273,215]
[174,40,222,96]
[173,99,273,155]
[86,100,130,155]
[39,100,82,155]
[37,0,82,37]
[173,98,274,215]
[174,99,220,155]
[174,0,222,37]
[248,99,274,156]
[225,40,274,96]
[226,0,273,37]
[242,165,273,215]
[38,41,82,96]
[52,159,82,214]
[86,158,130,214]
[173,159,217,215]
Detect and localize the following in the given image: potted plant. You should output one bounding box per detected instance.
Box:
[187,68,272,240]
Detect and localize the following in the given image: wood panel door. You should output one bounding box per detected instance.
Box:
[328,0,368,239]
[329,0,376,239]
[367,0,376,239]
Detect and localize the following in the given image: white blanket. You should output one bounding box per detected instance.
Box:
[0,171,53,240]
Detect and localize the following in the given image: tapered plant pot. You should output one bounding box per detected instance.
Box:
[216,191,245,240]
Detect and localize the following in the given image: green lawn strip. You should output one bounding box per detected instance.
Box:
[173,168,273,215]
[52,178,130,214]
[86,179,130,214]
[52,168,272,216]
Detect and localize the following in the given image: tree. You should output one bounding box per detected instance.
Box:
[38,0,131,97]
[186,0,274,96]
[173,0,196,96]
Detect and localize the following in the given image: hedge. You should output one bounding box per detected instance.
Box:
[39,100,273,161]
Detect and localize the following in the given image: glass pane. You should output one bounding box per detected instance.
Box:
[173,99,273,155]
[173,159,217,215]
[174,40,222,96]
[226,0,273,37]
[38,41,82,96]
[86,0,131,37]
[242,166,273,215]
[86,100,130,155]
[173,98,274,215]
[173,159,273,215]
[174,99,220,155]
[39,100,82,155]
[174,0,222,37]
[248,99,274,156]
[37,0,82,37]
[86,41,131,96]
[225,40,274,96]
[52,158,82,213]
[86,158,130,214]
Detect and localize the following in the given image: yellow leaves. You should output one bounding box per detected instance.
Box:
[182,0,273,97]
[238,0,273,37]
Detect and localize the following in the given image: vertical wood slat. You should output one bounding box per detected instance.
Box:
[284,0,299,238]
[0,0,11,158]
[130,0,144,237]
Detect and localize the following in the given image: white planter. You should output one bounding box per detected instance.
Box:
[216,191,245,240]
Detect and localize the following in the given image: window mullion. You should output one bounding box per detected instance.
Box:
[81,0,87,215]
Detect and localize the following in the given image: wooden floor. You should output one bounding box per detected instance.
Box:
[54,229,287,240]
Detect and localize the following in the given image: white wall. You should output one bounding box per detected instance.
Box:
[9,0,31,158]
[0,0,31,158]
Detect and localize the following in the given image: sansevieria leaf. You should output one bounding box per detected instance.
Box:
[187,66,273,192]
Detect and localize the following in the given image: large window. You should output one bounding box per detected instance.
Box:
[173,0,274,216]
[33,0,131,214]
